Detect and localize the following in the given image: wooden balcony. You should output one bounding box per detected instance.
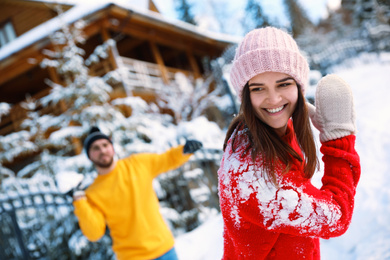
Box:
[0,56,195,136]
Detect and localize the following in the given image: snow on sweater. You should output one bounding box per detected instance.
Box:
[218,121,360,259]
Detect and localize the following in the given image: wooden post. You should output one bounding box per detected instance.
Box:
[10,105,27,133]
[148,0,159,12]
[149,41,169,84]
[101,26,119,71]
[58,99,67,113]
[71,137,83,155]
[101,25,134,96]
[68,120,83,155]
[186,49,201,79]
[47,66,61,85]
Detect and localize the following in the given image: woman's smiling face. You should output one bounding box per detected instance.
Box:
[248,71,298,136]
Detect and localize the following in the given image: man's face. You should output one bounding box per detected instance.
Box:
[88,139,115,168]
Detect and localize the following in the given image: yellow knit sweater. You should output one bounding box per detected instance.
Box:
[73,145,191,260]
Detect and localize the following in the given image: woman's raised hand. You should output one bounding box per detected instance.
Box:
[307,74,356,142]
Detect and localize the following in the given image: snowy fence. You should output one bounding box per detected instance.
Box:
[307,26,390,74]
[308,38,373,74]
[0,191,74,259]
[0,178,114,260]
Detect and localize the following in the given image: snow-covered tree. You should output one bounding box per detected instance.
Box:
[175,0,197,25]
[242,0,271,33]
[293,0,390,74]
[0,102,10,118]
[377,0,390,23]
[283,0,314,37]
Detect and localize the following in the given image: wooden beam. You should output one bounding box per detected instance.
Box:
[46,66,61,85]
[0,54,44,87]
[148,0,160,13]
[110,24,220,58]
[82,17,109,39]
[149,41,169,84]
[9,104,27,132]
[186,50,201,78]
[117,37,145,53]
[101,26,119,70]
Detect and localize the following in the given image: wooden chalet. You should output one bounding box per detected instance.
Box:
[0,0,237,164]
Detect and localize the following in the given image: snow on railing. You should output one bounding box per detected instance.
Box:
[0,175,113,259]
[121,56,193,90]
[310,39,370,65]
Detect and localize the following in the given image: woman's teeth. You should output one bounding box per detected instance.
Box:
[266,105,284,113]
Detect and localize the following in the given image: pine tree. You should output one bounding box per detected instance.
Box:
[175,0,196,25]
[283,0,314,37]
[377,0,390,24]
[242,0,271,33]
[341,0,378,25]
[358,0,377,23]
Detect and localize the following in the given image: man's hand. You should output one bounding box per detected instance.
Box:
[183,140,203,154]
[73,190,86,201]
[308,74,356,142]
[65,182,86,201]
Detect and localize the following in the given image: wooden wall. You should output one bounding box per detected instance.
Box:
[0,0,72,37]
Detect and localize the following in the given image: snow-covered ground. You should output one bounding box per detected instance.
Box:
[175,53,390,260]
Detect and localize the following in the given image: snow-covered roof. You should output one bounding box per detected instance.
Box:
[25,0,150,9]
[0,1,240,61]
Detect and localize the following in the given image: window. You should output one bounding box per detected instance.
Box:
[0,21,17,48]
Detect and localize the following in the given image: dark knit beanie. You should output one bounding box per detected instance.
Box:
[84,126,112,158]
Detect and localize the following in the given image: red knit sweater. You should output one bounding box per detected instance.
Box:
[218,122,360,259]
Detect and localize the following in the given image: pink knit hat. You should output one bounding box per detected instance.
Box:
[230,27,309,99]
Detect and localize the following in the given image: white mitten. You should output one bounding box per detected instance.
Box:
[73,190,86,201]
[307,74,356,142]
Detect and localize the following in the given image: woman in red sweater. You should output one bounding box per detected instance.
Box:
[218,27,360,259]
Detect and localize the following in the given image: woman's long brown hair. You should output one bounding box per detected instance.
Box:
[223,83,318,185]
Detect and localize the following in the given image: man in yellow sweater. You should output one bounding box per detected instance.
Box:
[72,127,202,260]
